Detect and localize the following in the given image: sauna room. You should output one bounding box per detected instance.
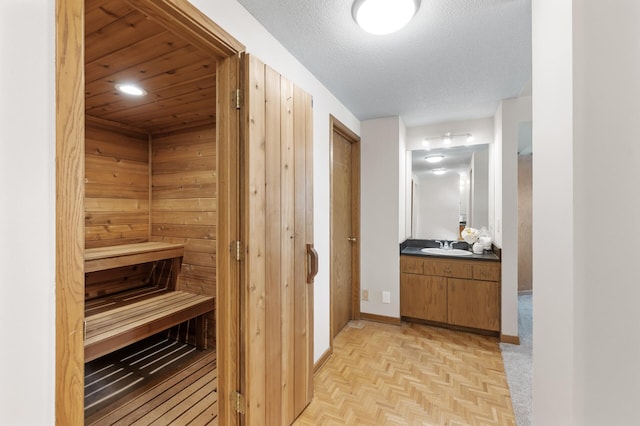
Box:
[82,0,223,422]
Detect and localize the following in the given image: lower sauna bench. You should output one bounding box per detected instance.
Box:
[84,242,215,362]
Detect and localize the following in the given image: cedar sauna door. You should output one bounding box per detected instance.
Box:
[242,56,316,425]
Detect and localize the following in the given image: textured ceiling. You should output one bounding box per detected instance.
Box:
[237,0,531,127]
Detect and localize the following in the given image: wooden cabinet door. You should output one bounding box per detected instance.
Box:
[243,55,315,425]
[400,273,447,323]
[447,278,500,331]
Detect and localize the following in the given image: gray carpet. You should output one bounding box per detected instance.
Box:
[500,293,532,426]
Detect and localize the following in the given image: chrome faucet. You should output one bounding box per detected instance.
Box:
[435,240,444,249]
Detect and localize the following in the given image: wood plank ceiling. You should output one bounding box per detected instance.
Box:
[85,0,221,134]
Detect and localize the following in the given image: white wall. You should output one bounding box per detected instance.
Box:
[573,2,640,422]
[493,95,531,339]
[414,174,460,240]
[534,0,640,424]
[360,117,401,318]
[405,117,494,150]
[0,1,361,423]
[532,1,575,423]
[0,1,56,424]
[398,118,408,242]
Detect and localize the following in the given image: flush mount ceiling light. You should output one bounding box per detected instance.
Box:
[423,132,474,146]
[425,154,444,163]
[115,83,147,96]
[352,0,420,35]
[432,168,446,175]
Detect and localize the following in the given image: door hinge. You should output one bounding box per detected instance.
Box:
[231,240,243,261]
[233,391,246,414]
[233,88,242,109]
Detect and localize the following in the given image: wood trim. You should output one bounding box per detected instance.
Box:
[56,1,243,423]
[500,333,521,345]
[124,0,245,57]
[360,313,402,326]
[350,134,361,321]
[217,53,242,426]
[313,347,333,373]
[329,115,361,347]
[56,0,85,423]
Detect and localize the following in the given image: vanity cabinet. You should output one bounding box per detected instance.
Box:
[400,256,501,332]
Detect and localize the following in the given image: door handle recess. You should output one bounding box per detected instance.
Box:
[306,243,319,284]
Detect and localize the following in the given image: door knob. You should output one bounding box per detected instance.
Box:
[347,237,357,242]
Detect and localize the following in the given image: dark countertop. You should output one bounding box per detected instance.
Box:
[400,239,500,262]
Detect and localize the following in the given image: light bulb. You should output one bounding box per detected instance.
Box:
[115,83,147,96]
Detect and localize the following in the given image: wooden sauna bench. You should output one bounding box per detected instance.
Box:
[84,242,214,362]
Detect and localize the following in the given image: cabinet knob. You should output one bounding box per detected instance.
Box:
[347,237,357,243]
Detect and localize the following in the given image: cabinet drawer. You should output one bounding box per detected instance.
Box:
[423,259,472,279]
[400,256,424,274]
[473,263,500,281]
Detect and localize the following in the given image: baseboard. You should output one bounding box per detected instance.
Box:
[314,347,333,372]
[500,333,520,345]
[360,312,402,325]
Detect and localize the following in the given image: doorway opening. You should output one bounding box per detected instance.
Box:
[329,115,361,342]
[56,0,242,423]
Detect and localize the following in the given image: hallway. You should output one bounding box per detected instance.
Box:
[296,321,515,425]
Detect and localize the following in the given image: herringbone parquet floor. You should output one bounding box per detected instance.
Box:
[295,320,515,426]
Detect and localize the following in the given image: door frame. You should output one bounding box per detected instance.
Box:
[329,115,361,344]
[55,1,244,423]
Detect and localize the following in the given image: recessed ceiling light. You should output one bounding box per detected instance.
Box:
[432,169,446,175]
[352,0,420,35]
[425,155,444,163]
[466,134,475,143]
[115,83,147,96]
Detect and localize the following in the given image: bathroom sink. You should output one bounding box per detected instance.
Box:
[420,248,473,257]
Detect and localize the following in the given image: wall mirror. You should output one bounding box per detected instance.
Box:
[410,144,489,241]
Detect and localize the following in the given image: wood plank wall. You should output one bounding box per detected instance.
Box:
[151,125,217,346]
[85,125,150,249]
[244,56,314,425]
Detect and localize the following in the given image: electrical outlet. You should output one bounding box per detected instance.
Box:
[362,289,369,301]
[382,291,391,304]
